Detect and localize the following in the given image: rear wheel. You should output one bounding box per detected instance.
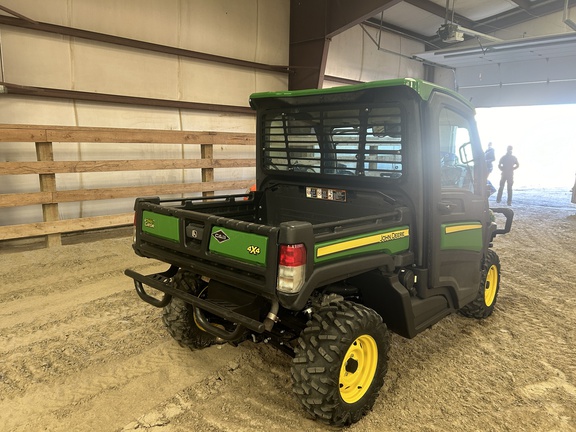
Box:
[460,249,501,318]
[162,270,219,350]
[291,301,389,426]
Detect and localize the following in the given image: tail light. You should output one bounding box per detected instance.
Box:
[277,243,306,294]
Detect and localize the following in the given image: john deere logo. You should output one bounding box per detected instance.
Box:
[247,245,261,255]
[144,218,155,228]
[212,230,230,243]
[380,231,406,242]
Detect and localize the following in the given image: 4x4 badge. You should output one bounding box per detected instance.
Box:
[212,230,230,243]
[247,245,261,255]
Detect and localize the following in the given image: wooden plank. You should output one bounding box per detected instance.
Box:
[0,127,47,142]
[0,124,255,145]
[0,124,47,130]
[0,158,256,175]
[0,191,52,207]
[52,180,254,203]
[36,141,61,247]
[0,213,134,240]
[0,181,255,207]
[46,129,255,145]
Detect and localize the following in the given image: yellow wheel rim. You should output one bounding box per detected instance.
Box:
[484,264,498,307]
[339,334,378,404]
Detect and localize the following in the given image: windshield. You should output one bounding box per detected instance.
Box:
[262,104,403,179]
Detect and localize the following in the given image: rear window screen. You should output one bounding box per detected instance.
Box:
[262,104,403,179]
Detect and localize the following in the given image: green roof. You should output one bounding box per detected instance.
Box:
[250,78,473,109]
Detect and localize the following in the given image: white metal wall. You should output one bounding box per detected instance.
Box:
[324,25,426,87]
[0,0,289,225]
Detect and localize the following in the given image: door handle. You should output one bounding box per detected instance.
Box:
[437,201,457,214]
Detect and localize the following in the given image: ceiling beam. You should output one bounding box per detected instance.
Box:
[426,0,576,48]
[364,17,436,47]
[508,0,534,11]
[403,0,475,28]
[289,0,330,91]
[289,0,401,90]
[325,0,404,37]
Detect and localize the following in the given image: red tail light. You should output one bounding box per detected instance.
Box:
[279,244,306,266]
[278,244,306,294]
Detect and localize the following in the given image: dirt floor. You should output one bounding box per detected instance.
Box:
[1,188,575,432]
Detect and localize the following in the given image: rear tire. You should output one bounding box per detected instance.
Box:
[162,270,219,350]
[291,301,389,426]
[460,249,501,319]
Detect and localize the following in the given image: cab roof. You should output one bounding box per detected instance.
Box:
[249,78,474,111]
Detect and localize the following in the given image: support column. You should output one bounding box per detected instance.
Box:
[35,141,61,247]
[289,0,402,90]
[201,144,214,197]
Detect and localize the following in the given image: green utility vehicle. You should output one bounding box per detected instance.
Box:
[125,78,513,426]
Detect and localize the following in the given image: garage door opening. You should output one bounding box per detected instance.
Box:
[476,104,576,209]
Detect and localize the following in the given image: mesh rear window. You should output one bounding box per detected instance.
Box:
[262,104,403,179]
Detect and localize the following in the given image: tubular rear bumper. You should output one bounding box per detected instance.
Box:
[124,266,266,336]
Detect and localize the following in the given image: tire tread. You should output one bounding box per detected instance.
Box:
[291,300,390,426]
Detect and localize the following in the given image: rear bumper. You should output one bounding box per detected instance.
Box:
[124,266,266,335]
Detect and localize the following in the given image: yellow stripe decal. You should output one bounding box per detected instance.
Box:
[317,229,409,258]
[445,224,482,234]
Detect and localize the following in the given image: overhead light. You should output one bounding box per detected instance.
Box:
[438,23,464,43]
[438,23,502,44]
[421,32,576,58]
[437,31,576,59]
[438,0,503,44]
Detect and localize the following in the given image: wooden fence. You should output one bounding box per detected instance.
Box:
[0,124,256,247]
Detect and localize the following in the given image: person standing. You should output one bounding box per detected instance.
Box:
[485,142,495,175]
[570,172,576,204]
[496,145,519,205]
[484,142,497,196]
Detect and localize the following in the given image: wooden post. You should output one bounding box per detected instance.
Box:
[201,144,214,197]
[35,141,61,247]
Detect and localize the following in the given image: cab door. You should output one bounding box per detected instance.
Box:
[424,92,488,307]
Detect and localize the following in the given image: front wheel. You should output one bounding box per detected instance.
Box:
[460,249,501,319]
[291,301,390,426]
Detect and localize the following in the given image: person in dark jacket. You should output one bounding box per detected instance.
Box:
[496,145,519,205]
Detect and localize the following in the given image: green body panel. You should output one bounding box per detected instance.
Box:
[249,78,474,110]
[315,226,410,264]
[440,222,483,252]
[209,226,268,266]
[142,211,180,243]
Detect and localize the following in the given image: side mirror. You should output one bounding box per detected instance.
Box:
[459,142,474,165]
